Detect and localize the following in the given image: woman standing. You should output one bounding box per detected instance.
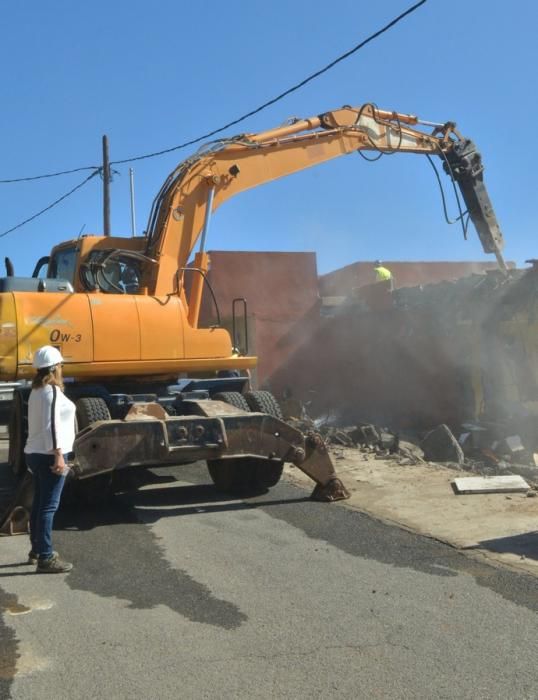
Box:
[24,345,76,573]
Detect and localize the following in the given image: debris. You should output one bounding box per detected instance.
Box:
[379,430,397,450]
[422,424,465,465]
[398,457,413,466]
[458,432,471,446]
[452,475,530,494]
[398,440,425,462]
[350,424,381,447]
[329,430,355,447]
[480,448,500,465]
[459,423,489,449]
[503,435,525,453]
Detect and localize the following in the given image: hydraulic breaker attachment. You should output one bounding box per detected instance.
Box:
[0,472,32,536]
[443,138,508,273]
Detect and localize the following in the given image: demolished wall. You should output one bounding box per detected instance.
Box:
[196,252,537,447]
[270,267,538,443]
[319,260,506,297]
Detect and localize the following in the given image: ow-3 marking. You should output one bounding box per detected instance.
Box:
[49,329,82,343]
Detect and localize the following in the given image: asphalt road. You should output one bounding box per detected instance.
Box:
[1,463,537,699]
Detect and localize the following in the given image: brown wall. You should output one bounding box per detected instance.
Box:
[199,251,320,385]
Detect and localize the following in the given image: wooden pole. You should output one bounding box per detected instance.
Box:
[102,135,111,236]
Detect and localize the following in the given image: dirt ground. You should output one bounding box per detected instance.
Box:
[284,448,538,577]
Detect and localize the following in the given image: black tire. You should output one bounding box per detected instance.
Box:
[208,391,259,494]
[8,391,28,478]
[212,391,250,411]
[207,458,272,495]
[76,397,111,427]
[207,390,284,494]
[245,390,284,487]
[74,397,113,505]
[244,390,284,420]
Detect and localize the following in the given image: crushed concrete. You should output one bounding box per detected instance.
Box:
[288,413,538,486]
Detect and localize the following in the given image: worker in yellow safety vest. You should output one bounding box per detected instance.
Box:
[373,260,394,290]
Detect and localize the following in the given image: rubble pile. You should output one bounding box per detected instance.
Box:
[287,416,426,466]
[454,420,538,483]
[287,413,538,484]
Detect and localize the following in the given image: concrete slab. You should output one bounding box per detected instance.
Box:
[285,448,538,577]
[453,475,530,494]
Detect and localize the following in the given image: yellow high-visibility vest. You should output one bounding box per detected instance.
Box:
[374,265,392,281]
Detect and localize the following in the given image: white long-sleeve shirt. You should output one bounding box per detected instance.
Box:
[24,385,76,455]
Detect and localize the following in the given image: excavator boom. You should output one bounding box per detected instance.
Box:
[144,103,506,310]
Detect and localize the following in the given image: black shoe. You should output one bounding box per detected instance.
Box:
[36,554,73,574]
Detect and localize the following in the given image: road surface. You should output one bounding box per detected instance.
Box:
[1,463,537,699]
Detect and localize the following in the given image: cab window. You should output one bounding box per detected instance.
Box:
[49,247,77,284]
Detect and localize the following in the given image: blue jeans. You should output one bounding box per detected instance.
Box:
[26,453,67,560]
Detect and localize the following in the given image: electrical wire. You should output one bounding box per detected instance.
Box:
[0,1,428,237]
[0,165,100,184]
[0,169,100,239]
[0,0,428,183]
[112,0,427,166]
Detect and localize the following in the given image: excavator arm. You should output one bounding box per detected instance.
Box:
[144,103,507,319]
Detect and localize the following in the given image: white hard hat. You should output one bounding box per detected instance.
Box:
[32,345,64,370]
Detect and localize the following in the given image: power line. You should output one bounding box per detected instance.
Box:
[0,169,100,239]
[0,0,428,180]
[0,1,428,238]
[0,165,100,184]
[111,0,428,165]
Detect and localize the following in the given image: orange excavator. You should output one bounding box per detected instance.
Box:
[0,102,507,532]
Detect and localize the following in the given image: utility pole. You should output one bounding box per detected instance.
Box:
[102,135,111,237]
[129,168,137,237]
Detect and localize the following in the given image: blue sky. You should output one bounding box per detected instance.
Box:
[0,0,535,275]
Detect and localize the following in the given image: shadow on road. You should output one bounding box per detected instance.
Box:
[474,531,538,562]
[56,468,310,532]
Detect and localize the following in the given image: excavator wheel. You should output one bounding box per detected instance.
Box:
[76,396,112,426]
[244,390,285,487]
[212,391,250,411]
[207,390,284,494]
[8,390,28,478]
[207,458,270,496]
[244,390,284,420]
[72,397,114,505]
